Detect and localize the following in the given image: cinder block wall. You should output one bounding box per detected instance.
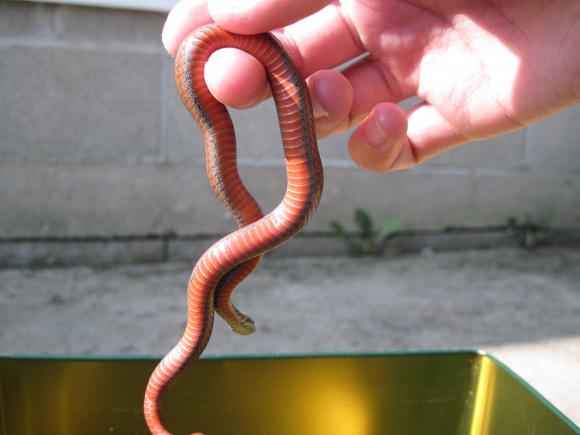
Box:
[1,2,579,240]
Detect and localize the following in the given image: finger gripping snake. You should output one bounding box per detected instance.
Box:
[144,24,324,434]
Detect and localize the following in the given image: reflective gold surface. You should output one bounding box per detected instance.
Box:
[0,352,577,435]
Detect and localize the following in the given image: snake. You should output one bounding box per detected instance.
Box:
[143,24,324,434]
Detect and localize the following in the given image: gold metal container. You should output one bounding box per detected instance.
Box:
[1,351,577,434]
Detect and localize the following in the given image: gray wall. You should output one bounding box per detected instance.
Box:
[1,2,579,240]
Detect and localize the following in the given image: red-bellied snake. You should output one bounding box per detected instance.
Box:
[143,24,324,434]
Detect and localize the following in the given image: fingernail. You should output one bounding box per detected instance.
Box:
[366,118,390,148]
[310,76,330,119]
[312,96,330,120]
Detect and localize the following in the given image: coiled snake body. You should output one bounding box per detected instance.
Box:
[144,24,324,434]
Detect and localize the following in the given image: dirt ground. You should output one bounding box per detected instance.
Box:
[1,247,579,425]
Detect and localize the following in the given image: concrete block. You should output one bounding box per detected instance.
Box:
[167,237,215,262]
[237,165,477,231]
[473,173,580,228]
[54,6,165,48]
[0,2,56,38]
[318,131,352,165]
[268,234,347,258]
[0,239,164,267]
[0,45,160,162]
[312,167,477,231]
[236,165,286,212]
[231,101,288,162]
[3,161,577,241]
[0,160,476,239]
[162,56,204,163]
[0,161,233,238]
[527,105,580,172]
[425,129,526,168]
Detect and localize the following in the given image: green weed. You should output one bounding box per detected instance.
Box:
[506,214,553,247]
[330,209,404,256]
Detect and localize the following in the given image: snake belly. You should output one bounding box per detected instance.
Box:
[143,24,323,435]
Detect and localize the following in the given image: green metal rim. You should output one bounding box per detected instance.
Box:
[0,347,482,361]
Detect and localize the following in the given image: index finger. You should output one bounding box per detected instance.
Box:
[163,0,363,73]
[208,0,333,34]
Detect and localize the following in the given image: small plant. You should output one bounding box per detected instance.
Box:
[330,209,404,256]
[506,214,553,248]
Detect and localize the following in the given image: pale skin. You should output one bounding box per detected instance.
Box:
[162,0,580,172]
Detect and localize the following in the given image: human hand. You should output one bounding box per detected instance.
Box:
[162,0,580,172]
